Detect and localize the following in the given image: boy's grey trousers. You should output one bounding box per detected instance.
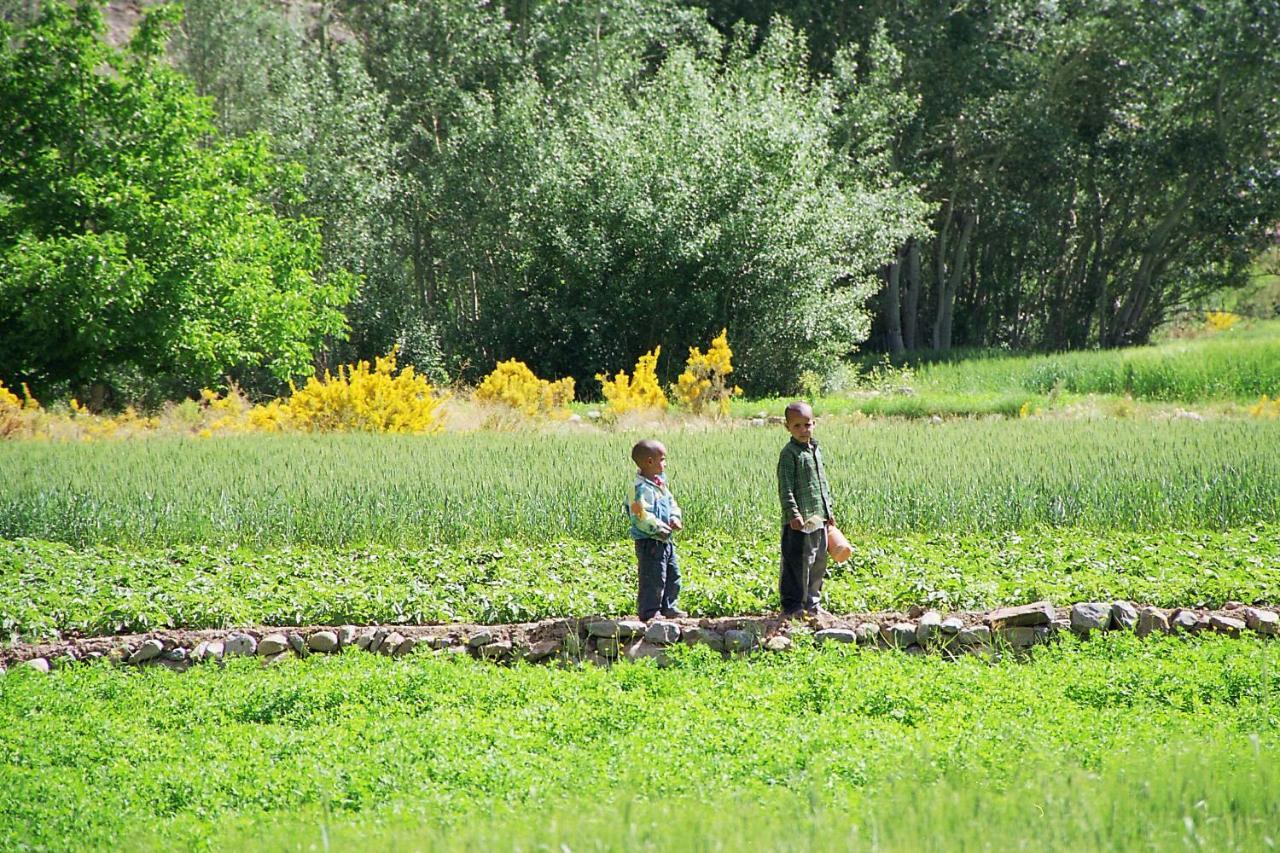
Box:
[636,538,681,620]
[779,525,828,613]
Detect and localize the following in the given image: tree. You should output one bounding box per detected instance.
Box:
[0,1,354,400]
[434,22,924,391]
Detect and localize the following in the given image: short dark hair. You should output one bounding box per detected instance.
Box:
[631,439,664,465]
[784,401,813,422]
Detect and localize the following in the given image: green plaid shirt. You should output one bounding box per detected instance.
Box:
[777,437,834,527]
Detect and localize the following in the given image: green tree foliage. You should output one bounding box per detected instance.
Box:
[175,0,416,377]
[703,0,1280,353]
[440,24,923,391]
[0,1,353,398]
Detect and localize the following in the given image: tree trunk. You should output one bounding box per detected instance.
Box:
[903,238,921,351]
[935,208,974,352]
[883,255,905,355]
[930,197,955,351]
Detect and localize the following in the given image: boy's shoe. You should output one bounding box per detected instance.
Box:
[780,609,805,622]
[660,608,688,619]
[804,606,830,618]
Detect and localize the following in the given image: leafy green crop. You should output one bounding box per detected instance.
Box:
[0,635,1276,850]
[3,526,1277,642]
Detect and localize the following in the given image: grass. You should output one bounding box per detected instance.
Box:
[0,634,1276,850]
[4,526,1278,641]
[2,419,1277,548]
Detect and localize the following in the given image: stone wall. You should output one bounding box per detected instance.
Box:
[3,601,1277,676]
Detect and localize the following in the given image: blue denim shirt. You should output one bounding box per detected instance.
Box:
[627,473,683,541]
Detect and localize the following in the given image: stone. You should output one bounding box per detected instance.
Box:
[615,620,647,640]
[940,617,964,635]
[24,658,51,673]
[205,640,225,660]
[1136,607,1169,638]
[394,637,417,657]
[814,628,857,645]
[1208,615,1246,637]
[644,621,681,646]
[307,631,340,653]
[1110,602,1139,631]
[525,639,561,662]
[596,637,620,658]
[368,629,390,654]
[855,623,880,644]
[958,625,992,645]
[379,632,406,656]
[128,638,164,665]
[906,604,925,618]
[986,601,1054,628]
[881,622,918,649]
[225,633,257,657]
[997,626,1038,647]
[916,611,943,644]
[1223,600,1244,611]
[156,658,189,673]
[192,641,210,662]
[288,634,308,658]
[724,629,756,653]
[161,647,188,662]
[479,641,512,661]
[1169,610,1201,633]
[764,635,792,652]
[1244,608,1279,635]
[586,620,620,638]
[904,644,926,656]
[682,627,725,651]
[258,633,289,656]
[337,625,357,647]
[108,645,132,666]
[562,633,583,656]
[261,651,290,667]
[1070,602,1112,634]
[467,630,495,649]
[625,640,670,664]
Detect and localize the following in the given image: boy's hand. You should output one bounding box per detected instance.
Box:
[827,517,835,526]
[788,517,804,531]
[670,519,683,531]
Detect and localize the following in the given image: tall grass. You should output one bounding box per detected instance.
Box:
[2,419,1277,546]
[1,635,1275,850]
[907,320,1280,402]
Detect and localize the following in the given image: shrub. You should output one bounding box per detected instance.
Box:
[675,330,742,416]
[475,360,575,417]
[597,348,668,415]
[272,350,445,434]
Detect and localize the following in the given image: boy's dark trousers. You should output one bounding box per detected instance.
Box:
[779,525,828,613]
[636,538,681,620]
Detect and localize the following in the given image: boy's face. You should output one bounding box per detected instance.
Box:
[786,412,815,444]
[638,446,667,478]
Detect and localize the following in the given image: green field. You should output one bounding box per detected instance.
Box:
[725,319,1280,419]
[3,419,1277,547]
[4,390,1280,850]
[2,635,1277,850]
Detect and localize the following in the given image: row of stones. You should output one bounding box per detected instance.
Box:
[5,600,1278,675]
[807,600,1280,657]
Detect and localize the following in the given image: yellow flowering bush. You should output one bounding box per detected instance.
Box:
[675,329,742,416]
[597,347,668,414]
[0,380,42,438]
[475,359,575,416]
[273,349,445,434]
[1205,311,1241,332]
[1248,394,1280,419]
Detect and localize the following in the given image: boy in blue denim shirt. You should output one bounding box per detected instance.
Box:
[627,439,687,620]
